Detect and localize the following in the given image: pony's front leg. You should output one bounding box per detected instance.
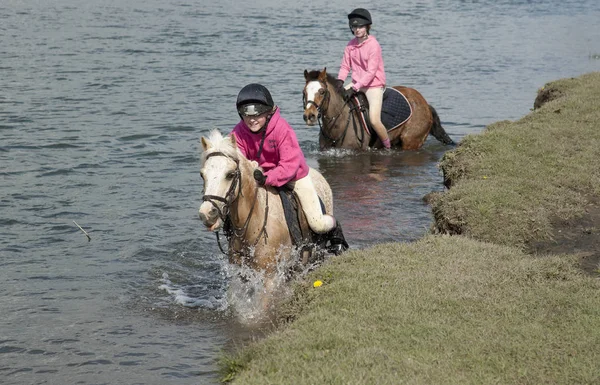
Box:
[260,275,278,312]
[254,246,290,313]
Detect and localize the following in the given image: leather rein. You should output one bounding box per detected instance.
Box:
[202,151,269,256]
[304,81,366,147]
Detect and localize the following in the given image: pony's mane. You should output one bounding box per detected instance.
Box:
[202,129,239,161]
[305,70,341,94]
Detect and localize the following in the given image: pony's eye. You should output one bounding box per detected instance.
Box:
[200,171,205,180]
[318,89,325,95]
[225,171,236,180]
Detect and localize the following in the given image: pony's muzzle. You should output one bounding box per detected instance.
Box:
[198,201,222,231]
[303,109,318,126]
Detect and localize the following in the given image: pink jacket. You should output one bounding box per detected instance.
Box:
[232,108,309,187]
[337,35,386,91]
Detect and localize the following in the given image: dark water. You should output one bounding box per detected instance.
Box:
[1,0,599,383]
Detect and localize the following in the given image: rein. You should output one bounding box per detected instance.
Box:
[319,103,363,147]
[202,151,269,256]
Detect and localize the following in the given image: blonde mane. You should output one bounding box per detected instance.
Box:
[201,129,239,162]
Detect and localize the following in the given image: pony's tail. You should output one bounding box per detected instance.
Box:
[429,105,455,145]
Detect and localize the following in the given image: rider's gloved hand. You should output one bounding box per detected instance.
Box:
[343,87,357,101]
[253,169,266,186]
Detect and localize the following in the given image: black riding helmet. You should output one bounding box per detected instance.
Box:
[348,8,372,30]
[236,83,275,117]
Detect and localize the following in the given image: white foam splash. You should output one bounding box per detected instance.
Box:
[159,272,227,311]
[159,245,326,323]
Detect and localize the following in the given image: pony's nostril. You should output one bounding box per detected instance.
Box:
[303,114,308,122]
[199,203,218,223]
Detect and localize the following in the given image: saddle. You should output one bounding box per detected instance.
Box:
[278,188,349,259]
[349,87,413,146]
[221,187,349,262]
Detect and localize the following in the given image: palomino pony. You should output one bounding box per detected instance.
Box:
[198,130,335,302]
[303,68,455,150]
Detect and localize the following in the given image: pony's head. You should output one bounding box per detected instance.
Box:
[198,130,241,231]
[303,67,344,126]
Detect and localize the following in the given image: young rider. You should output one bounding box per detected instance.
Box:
[337,8,391,149]
[231,83,338,236]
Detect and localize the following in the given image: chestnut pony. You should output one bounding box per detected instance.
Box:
[303,68,454,150]
[198,130,334,301]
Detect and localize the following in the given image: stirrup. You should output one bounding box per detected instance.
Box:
[327,242,347,256]
[324,221,349,255]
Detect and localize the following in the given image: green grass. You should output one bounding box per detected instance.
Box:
[220,72,600,384]
[226,237,600,384]
[432,72,600,248]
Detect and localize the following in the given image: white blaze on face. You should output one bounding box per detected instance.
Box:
[201,158,229,198]
[304,80,322,109]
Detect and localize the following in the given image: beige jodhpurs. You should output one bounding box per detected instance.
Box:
[363,86,389,142]
[288,175,336,234]
[344,84,389,142]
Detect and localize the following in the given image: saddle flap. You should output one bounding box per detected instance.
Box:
[278,189,332,246]
[278,189,349,260]
[278,189,311,245]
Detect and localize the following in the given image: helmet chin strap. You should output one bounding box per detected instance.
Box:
[255,109,275,161]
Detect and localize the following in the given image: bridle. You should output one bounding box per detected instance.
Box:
[303,80,365,147]
[202,151,241,222]
[201,151,269,255]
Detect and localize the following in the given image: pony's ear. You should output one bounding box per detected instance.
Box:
[318,67,327,83]
[201,136,212,151]
[230,132,238,148]
[304,69,309,81]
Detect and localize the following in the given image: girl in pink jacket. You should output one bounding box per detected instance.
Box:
[338,8,391,149]
[231,83,336,234]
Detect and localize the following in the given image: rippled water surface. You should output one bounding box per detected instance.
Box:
[1,0,599,383]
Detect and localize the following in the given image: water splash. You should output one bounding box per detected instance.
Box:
[224,263,292,324]
[159,272,228,311]
[157,243,321,324]
[224,245,324,324]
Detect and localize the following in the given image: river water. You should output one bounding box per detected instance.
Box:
[1,0,599,383]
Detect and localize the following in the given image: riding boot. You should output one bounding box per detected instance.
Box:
[326,221,349,255]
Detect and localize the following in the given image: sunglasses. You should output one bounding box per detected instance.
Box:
[238,104,271,117]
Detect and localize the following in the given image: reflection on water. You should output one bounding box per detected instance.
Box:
[315,145,450,247]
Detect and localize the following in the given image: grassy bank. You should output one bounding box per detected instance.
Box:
[221,72,600,384]
[432,72,600,249]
